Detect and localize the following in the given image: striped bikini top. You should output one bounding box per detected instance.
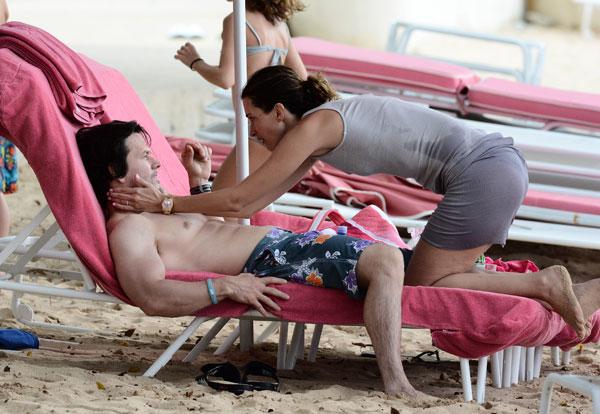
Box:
[246,20,289,66]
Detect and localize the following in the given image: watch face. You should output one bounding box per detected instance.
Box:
[162,197,173,213]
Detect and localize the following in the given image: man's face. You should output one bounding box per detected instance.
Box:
[122,133,160,187]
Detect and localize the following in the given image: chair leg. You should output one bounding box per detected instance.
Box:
[476,356,488,404]
[511,346,521,385]
[285,323,304,370]
[519,346,526,381]
[460,358,473,402]
[502,347,513,388]
[534,346,543,378]
[239,320,254,352]
[183,317,229,363]
[526,347,535,381]
[491,351,502,388]
[143,316,209,377]
[277,322,289,370]
[308,324,324,362]
[562,350,571,366]
[552,346,561,366]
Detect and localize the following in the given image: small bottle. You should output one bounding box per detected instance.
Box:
[336,225,348,236]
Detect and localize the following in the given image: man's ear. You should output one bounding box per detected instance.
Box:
[108,166,126,183]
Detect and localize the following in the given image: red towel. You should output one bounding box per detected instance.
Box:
[0,22,105,125]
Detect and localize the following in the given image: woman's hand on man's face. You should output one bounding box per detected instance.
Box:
[107,175,164,213]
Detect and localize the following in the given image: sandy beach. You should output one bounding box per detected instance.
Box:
[1,1,599,413]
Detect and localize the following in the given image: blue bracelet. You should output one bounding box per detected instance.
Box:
[206,278,218,305]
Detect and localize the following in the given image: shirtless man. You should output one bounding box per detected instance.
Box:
[76,120,418,397]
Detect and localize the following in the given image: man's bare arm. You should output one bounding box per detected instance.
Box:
[109,215,289,317]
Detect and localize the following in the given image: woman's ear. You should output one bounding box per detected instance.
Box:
[274,103,286,122]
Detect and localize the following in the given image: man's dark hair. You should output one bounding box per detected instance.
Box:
[76,120,150,217]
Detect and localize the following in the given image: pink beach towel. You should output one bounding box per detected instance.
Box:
[0,22,105,125]
[0,26,598,360]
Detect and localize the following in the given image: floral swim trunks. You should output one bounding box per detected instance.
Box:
[243,228,412,300]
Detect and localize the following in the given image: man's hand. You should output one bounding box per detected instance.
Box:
[182,142,212,187]
[175,42,202,69]
[217,274,289,317]
[108,175,165,213]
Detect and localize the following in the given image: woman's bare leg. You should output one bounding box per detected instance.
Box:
[405,239,587,339]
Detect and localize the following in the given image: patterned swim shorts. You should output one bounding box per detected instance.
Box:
[243,228,412,299]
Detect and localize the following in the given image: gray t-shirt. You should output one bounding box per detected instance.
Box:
[303,95,514,194]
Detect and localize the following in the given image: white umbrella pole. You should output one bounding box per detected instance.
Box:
[232,1,249,183]
[232,0,250,225]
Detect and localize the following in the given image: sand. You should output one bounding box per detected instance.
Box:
[0,1,599,413]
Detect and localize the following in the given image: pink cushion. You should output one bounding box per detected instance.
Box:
[293,37,479,95]
[467,77,600,128]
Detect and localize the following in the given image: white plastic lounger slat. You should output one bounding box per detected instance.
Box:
[272,195,600,250]
[540,374,600,414]
[214,325,240,355]
[0,205,52,264]
[205,98,236,120]
[255,322,280,344]
[0,279,121,303]
[528,183,600,199]
[195,121,234,144]
[183,317,230,363]
[386,21,545,84]
[143,317,211,377]
[516,205,600,229]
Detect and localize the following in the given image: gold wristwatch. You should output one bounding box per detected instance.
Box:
[161,195,174,215]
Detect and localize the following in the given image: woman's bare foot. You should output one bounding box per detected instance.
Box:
[539,265,587,339]
[573,278,600,335]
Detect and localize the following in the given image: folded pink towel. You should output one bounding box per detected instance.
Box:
[0,22,105,125]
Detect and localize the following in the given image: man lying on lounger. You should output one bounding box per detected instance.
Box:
[76,120,420,398]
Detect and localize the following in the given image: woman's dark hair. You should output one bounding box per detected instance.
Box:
[246,0,305,24]
[76,120,150,217]
[242,65,338,118]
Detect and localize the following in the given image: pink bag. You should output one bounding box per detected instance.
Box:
[307,205,411,249]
